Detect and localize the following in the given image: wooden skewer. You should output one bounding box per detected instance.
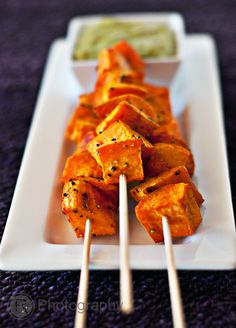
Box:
[74,219,92,328]
[119,174,134,314]
[162,216,186,328]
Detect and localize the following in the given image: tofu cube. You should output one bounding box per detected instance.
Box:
[130,166,204,206]
[135,183,202,243]
[96,101,159,137]
[87,120,153,164]
[149,119,182,143]
[144,85,173,125]
[97,139,144,184]
[145,143,195,177]
[62,179,118,237]
[61,150,103,183]
[94,94,156,121]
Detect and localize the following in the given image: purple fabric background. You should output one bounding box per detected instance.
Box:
[0,0,236,327]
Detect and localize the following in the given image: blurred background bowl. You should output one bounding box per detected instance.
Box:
[66,13,185,91]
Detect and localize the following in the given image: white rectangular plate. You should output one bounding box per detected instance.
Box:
[0,34,236,270]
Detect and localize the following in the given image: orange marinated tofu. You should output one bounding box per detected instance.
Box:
[113,40,145,76]
[145,143,195,177]
[76,131,97,152]
[135,183,202,243]
[97,139,144,184]
[97,47,129,76]
[144,85,173,124]
[62,179,116,237]
[95,101,159,137]
[76,177,118,209]
[149,119,182,143]
[79,177,118,207]
[94,82,148,106]
[94,94,156,121]
[87,120,153,164]
[107,83,147,99]
[95,70,143,94]
[149,133,188,149]
[61,150,103,183]
[68,117,99,143]
[130,166,204,206]
[65,93,96,140]
[66,106,95,140]
[79,93,95,108]
[115,70,143,84]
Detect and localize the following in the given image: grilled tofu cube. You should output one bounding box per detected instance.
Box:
[96,101,159,137]
[78,177,118,207]
[107,83,147,99]
[97,47,130,76]
[149,119,182,142]
[113,40,145,76]
[135,183,202,243]
[62,179,117,237]
[94,94,156,121]
[95,70,144,95]
[61,150,103,183]
[149,133,188,149]
[130,166,204,206]
[144,85,173,125]
[97,139,144,184]
[87,120,153,164]
[68,117,100,143]
[65,93,97,140]
[94,81,148,106]
[76,131,97,152]
[145,143,195,177]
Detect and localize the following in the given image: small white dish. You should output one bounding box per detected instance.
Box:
[0,34,235,271]
[66,13,185,90]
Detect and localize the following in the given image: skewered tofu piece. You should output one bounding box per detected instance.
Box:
[149,119,182,142]
[145,143,195,177]
[130,166,204,206]
[78,177,118,206]
[97,139,144,184]
[68,117,100,143]
[112,40,145,76]
[65,93,98,141]
[97,47,130,76]
[148,118,188,148]
[95,101,159,137]
[61,150,103,183]
[94,94,156,121]
[135,183,202,243]
[62,178,118,237]
[76,131,97,152]
[107,83,147,99]
[95,83,148,106]
[143,85,173,125]
[97,40,144,78]
[149,133,188,149]
[87,120,153,164]
[95,70,144,94]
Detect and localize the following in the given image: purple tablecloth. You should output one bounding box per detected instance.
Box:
[0,1,236,327]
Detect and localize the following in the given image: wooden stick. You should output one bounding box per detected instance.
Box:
[74,219,92,328]
[162,216,186,328]
[119,174,133,314]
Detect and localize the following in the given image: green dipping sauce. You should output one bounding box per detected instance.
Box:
[72,18,177,60]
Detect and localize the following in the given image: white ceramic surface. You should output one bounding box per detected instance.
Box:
[66,13,185,90]
[0,35,235,271]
